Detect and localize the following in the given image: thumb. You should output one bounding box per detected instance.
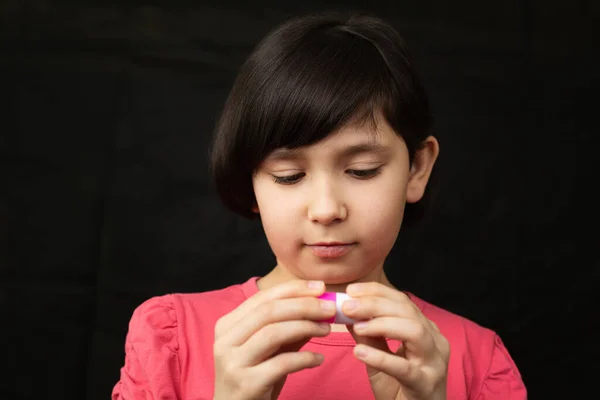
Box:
[347,325,391,377]
[347,325,404,400]
[271,337,312,400]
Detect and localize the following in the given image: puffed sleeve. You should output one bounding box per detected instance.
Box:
[476,335,527,399]
[112,295,181,400]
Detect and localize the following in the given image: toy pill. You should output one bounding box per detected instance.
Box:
[318,292,358,324]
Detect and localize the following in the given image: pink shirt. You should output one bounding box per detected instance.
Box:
[112,277,527,399]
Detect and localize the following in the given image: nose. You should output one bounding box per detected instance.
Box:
[307,180,348,225]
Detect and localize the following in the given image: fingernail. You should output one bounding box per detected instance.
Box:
[320,300,335,311]
[355,345,368,358]
[347,283,362,295]
[308,280,324,289]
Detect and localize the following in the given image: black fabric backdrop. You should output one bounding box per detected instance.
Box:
[2,1,598,399]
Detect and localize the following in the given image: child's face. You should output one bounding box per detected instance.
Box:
[252,115,436,285]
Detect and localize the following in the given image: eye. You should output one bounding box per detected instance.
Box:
[347,167,381,179]
[271,172,305,185]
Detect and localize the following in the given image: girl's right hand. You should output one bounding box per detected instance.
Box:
[212,279,336,400]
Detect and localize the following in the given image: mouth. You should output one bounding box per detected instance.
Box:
[306,242,356,259]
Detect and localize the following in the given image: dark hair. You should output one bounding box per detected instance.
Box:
[211,11,433,224]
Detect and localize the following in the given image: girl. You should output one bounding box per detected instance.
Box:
[113,11,527,400]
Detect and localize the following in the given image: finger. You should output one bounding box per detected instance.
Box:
[347,324,390,352]
[354,344,425,392]
[216,280,326,334]
[342,296,419,321]
[347,323,391,379]
[240,320,331,365]
[251,351,325,387]
[347,282,416,307]
[223,297,336,346]
[353,317,437,359]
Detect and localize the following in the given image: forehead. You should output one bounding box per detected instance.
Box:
[266,119,400,162]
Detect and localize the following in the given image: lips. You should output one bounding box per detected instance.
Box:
[307,242,355,259]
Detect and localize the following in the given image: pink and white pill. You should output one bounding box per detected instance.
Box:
[318,292,357,324]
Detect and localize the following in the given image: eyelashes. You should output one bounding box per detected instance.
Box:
[271,168,382,185]
[271,172,305,185]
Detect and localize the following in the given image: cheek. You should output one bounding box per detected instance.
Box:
[355,179,407,246]
[254,184,300,250]
[261,209,294,240]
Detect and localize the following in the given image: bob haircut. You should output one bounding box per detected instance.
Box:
[211,11,434,225]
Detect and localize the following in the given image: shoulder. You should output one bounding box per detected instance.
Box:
[408,294,527,399]
[112,279,256,399]
[129,277,254,339]
[409,293,496,345]
[113,295,182,399]
[125,294,179,354]
[169,278,254,325]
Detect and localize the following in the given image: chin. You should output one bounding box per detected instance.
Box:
[302,267,365,285]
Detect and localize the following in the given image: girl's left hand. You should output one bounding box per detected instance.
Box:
[343,282,450,400]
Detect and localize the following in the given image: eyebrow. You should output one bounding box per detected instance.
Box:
[266,142,391,162]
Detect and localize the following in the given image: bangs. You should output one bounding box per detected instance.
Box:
[236,26,399,170]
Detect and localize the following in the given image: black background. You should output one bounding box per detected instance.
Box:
[2,1,598,399]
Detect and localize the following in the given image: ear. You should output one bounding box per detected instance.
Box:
[251,204,259,214]
[406,136,440,203]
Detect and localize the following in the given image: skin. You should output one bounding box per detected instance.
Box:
[253,114,437,296]
[213,114,448,400]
